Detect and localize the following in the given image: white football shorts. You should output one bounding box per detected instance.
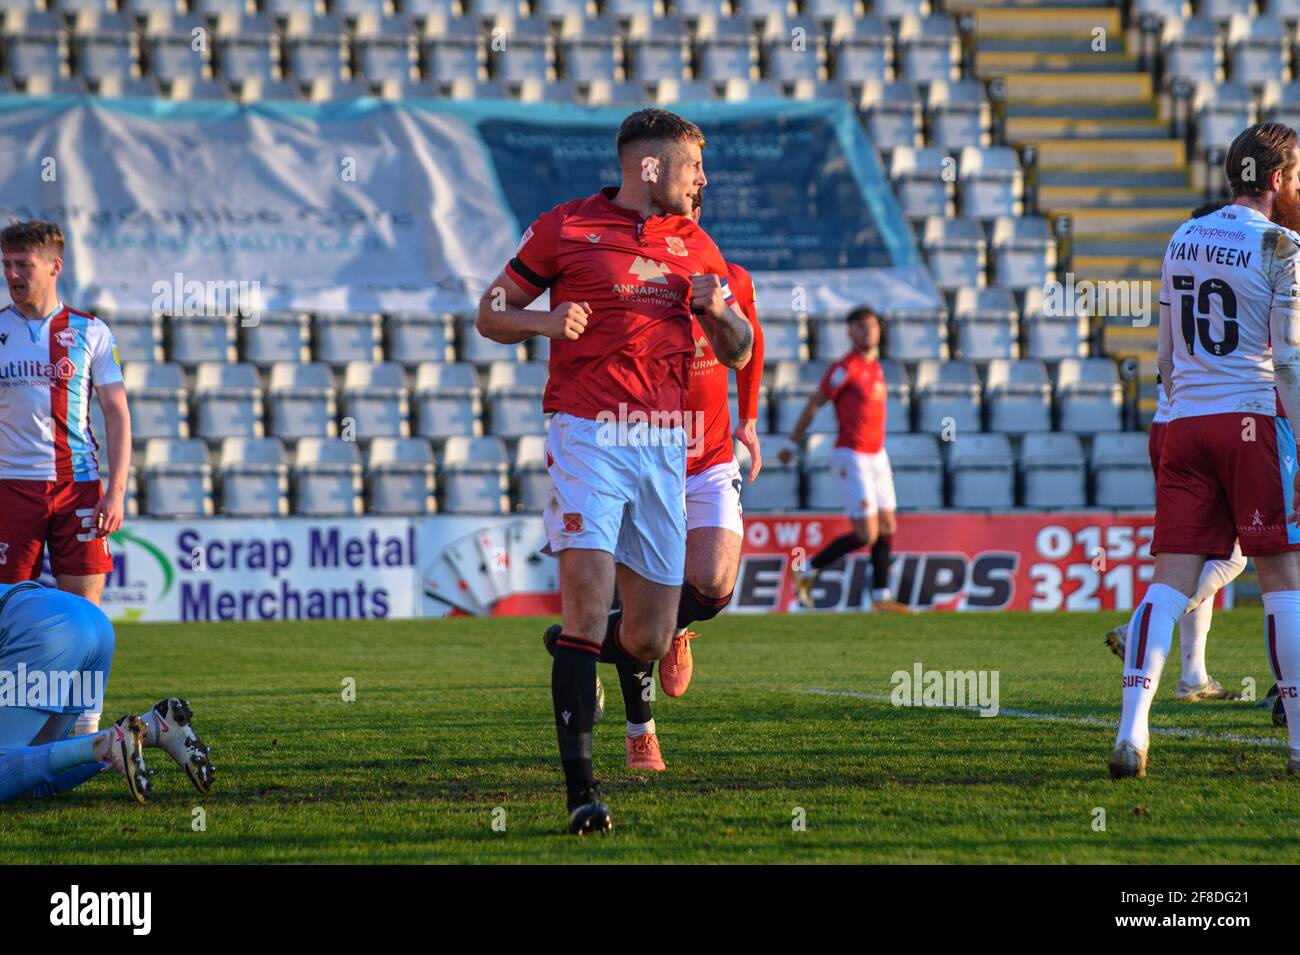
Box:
[832,447,896,519]
[542,411,687,586]
[684,458,744,536]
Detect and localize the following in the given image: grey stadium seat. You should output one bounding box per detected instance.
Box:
[1022,286,1089,360]
[985,358,1051,435]
[284,18,347,84]
[1020,431,1086,509]
[425,16,486,84]
[386,312,455,365]
[927,79,990,150]
[803,433,842,510]
[142,14,211,83]
[514,434,550,512]
[73,16,138,83]
[1092,431,1156,509]
[830,15,892,84]
[914,358,981,435]
[194,361,265,440]
[1161,16,1223,85]
[1056,358,1122,434]
[812,314,851,360]
[1194,80,1256,154]
[695,14,758,81]
[1226,16,1286,90]
[340,360,410,439]
[268,361,338,439]
[953,286,1019,361]
[314,312,383,365]
[142,438,213,517]
[946,433,1013,509]
[4,11,67,83]
[104,312,163,364]
[764,16,827,83]
[991,216,1056,290]
[626,14,690,81]
[881,357,912,431]
[883,305,949,361]
[414,361,483,441]
[885,432,943,508]
[124,362,190,439]
[292,437,363,515]
[165,313,237,366]
[367,436,436,514]
[241,311,312,367]
[773,360,837,433]
[861,80,924,150]
[486,361,548,438]
[728,377,770,433]
[897,13,958,83]
[491,15,555,83]
[890,146,955,221]
[217,436,289,517]
[735,434,800,510]
[959,146,1023,221]
[759,315,809,363]
[922,215,987,291]
[440,435,510,514]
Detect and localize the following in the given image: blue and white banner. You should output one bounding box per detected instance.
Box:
[0,96,938,316]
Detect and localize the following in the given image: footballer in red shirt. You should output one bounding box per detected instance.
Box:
[596,190,765,772]
[780,306,913,613]
[475,109,753,833]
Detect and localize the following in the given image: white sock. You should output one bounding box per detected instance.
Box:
[1179,597,1213,688]
[627,720,654,739]
[74,712,101,736]
[1116,583,1186,751]
[872,588,892,603]
[1262,591,1300,753]
[1185,544,1247,612]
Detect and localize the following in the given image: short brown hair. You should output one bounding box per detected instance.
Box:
[616,108,705,158]
[0,220,64,258]
[846,305,880,325]
[1226,122,1298,198]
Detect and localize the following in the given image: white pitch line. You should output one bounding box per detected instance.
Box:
[801,688,1285,749]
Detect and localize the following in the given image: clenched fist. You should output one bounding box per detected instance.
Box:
[541,301,591,340]
[690,273,726,321]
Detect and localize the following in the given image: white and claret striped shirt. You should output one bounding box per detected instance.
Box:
[0,302,122,481]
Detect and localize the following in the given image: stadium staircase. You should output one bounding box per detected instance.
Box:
[963,0,1198,424]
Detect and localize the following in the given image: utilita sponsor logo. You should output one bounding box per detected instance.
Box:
[49,885,151,935]
[0,357,76,380]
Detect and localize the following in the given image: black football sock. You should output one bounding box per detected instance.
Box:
[871,535,893,592]
[676,582,733,631]
[810,532,867,571]
[552,637,600,808]
[616,659,654,725]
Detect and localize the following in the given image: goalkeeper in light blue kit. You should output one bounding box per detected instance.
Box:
[0,582,214,803]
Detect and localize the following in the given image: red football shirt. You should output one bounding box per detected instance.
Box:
[505,187,735,422]
[820,350,887,453]
[685,262,764,475]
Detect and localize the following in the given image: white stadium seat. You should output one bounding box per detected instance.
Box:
[142,437,214,516]
[367,436,437,514]
[268,361,338,439]
[440,435,510,514]
[292,437,363,515]
[1092,431,1156,509]
[1019,431,1086,509]
[414,361,483,441]
[217,436,289,517]
[885,432,943,508]
[341,360,410,439]
[946,433,1014,509]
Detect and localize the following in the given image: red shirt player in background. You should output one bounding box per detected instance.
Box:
[476,109,753,833]
[598,188,765,772]
[779,306,913,613]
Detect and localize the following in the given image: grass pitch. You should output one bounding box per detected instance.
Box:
[3,609,1300,863]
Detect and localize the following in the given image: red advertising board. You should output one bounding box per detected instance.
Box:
[734,512,1182,613]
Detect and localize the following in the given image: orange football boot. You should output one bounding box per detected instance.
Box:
[626,732,666,771]
[659,631,697,697]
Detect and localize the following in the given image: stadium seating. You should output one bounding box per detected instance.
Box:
[217,436,290,517]
[952,286,1019,361]
[141,437,214,517]
[341,360,411,439]
[914,359,981,435]
[124,362,191,440]
[485,361,548,438]
[242,312,312,367]
[803,433,842,510]
[194,361,265,440]
[1019,432,1086,509]
[1056,358,1123,434]
[440,435,510,514]
[984,359,1051,435]
[734,434,800,510]
[292,437,364,515]
[268,361,338,439]
[885,432,943,509]
[773,360,837,433]
[414,361,483,441]
[946,433,1014,509]
[513,434,550,512]
[367,436,437,514]
[1091,431,1156,509]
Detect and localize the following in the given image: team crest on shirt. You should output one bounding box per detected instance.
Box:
[55,329,77,348]
[54,356,76,379]
[585,233,601,243]
[563,512,584,533]
[665,236,688,257]
[829,367,848,389]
